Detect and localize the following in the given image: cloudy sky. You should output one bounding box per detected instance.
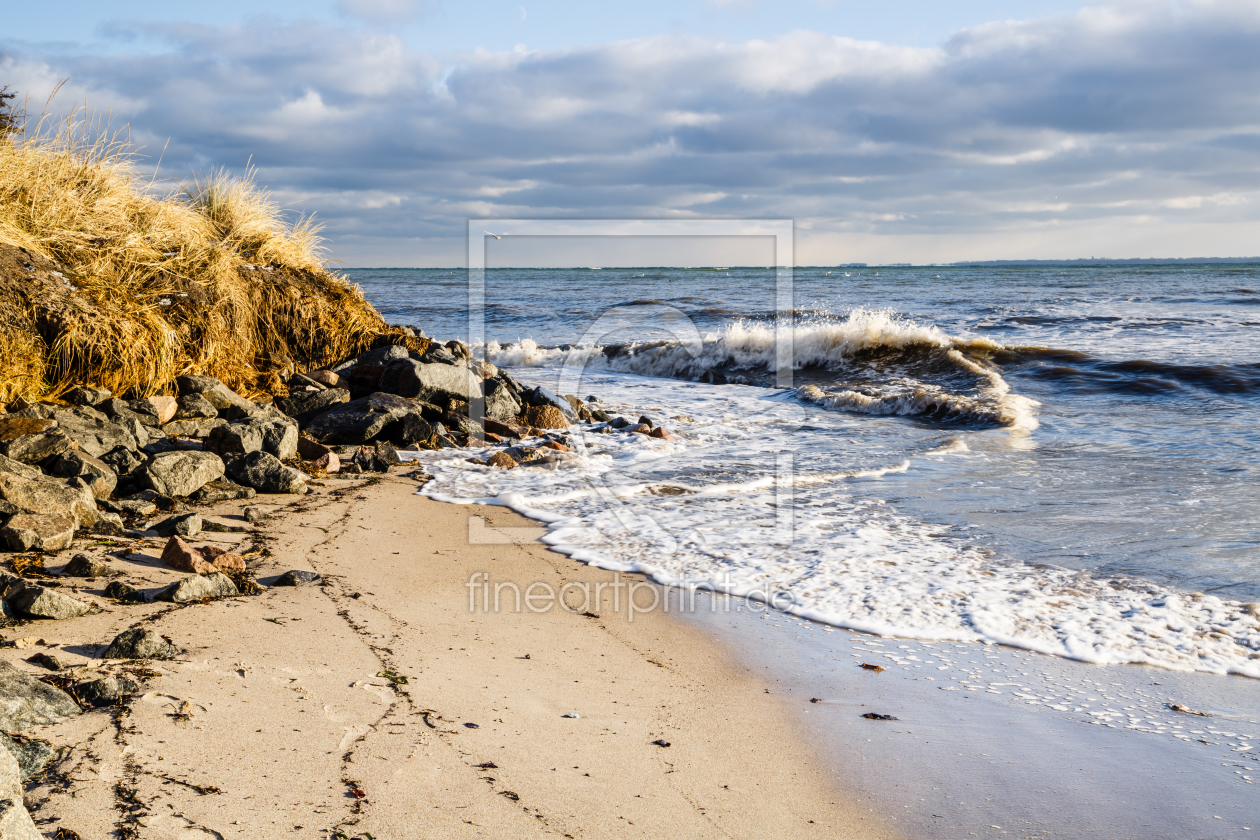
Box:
[5,0,1260,266]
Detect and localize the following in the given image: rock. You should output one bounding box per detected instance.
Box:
[175,376,258,419]
[225,451,308,494]
[306,369,346,388]
[102,627,178,660]
[76,675,140,707]
[207,416,298,460]
[99,445,145,476]
[0,455,41,481]
[310,451,340,473]
[648,426,676,440]
[522,405,569,430]
[8,586,92,620]
[152,512,202,537]
[172,392,219,420]
[199,546,246,574]
[0,660,82,731]
[99,496,157,518]
[609,416,632,429]
[289,372,328,391]
[136,450,225,498]
[0,513,77,552]
[121,398,162,428]
[141,437,177,457]
[523,387,578,421]
[49,450,118,499]
[482,418,525,440]
[243,507,268,524]
[296,437,332,460]
[352,447,391,473]
[274,569,320,586]
[0,732,54,782]
[305,393,428,445]
[145,395,178,424]
[189,478,256,503]
[155,572,239,603]
[540,441,570,453]
[623,423,652,435]
[378,358,483,405]
[201,517,251,533]
[485,452,518,469]
[91,512,126,536]
[484,379,523,421]
[24,652,63,671]
[104,580,146,604]
[160,536,215,574]
[0,429,73,464]
[63,553,110,577]
[276,388,350,425]
[0,417,56,442]
[162,417,226,438]
[62,386,112,406]
[0,747,42,839]
[637,415,656,428]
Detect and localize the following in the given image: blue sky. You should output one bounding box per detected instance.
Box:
[5,1,1260,266]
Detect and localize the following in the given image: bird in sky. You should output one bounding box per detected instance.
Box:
[484,231,504,239]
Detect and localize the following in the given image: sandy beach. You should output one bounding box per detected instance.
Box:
[11,473,898,839]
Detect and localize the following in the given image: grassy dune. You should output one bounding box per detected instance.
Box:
[0,106,423,404]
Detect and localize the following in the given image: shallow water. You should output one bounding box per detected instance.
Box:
[351,265,1260,677]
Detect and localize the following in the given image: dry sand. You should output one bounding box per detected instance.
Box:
[10,474,898,839]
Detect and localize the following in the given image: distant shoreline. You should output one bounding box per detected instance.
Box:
[343,258,1260,270]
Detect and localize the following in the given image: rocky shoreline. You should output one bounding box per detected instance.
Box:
[0,336,680,837]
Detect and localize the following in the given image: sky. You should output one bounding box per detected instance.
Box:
[4,0,1260,267]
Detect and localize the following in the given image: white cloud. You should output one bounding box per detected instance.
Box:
[3,1,1259,265]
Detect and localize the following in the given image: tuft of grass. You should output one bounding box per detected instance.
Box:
[0,103,424,402]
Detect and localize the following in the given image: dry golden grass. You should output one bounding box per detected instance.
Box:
[0,107,422,403]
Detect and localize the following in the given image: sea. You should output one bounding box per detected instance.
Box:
[348,265,1260,836]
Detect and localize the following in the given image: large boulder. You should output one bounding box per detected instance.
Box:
[305,393,428,445]
[0,455,42,481]
[173,392,219,420]
[0,660,81,731]
[8,585,92,620]
[49,450,117,499]
[0,732,54,782]
[155,572,239,603]
[99,445,146,476]
[206,417,298,461]
[224,451,308,494]
[62,386,112,407]
[136,451,225,498]
[276,388,350,426]
[0,428,73,465]
[379,358,482,404]
[0,471,97,529]
[484,379,523,421]
[1,514,76,552]
[57,405,142,455]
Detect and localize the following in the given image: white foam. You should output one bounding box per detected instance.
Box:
[417,366,1260,679]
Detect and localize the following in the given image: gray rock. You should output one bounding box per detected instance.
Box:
[275,569,320,586]
[101,397,154,428]
[224,451,308,495]
[523,386,578,421]
[190,478,256,503]
[102,627,178,660]
[484,379,523,421]
[276,388,350,425]
[176,377,258,419]
[141,437,177,456]
[0,513,77,552]
[0,660,82,731]
[162,417,226,438]
[379,358,482,404]
[0,744,41,839]
[337,344,409,374]
[0,470,98,528]
[62,553,110,577]
[155,572,239,603]
[136,450,225,498]
[62,386,112,406]
[173,392,219,420]
[104,580,146,604]
[76,675,140,707]
[305,393,427,445]
[100,445,145,476]
[99,496,157,518]
[3,429,75,465]
[174,374,225,396]
[0,733,54,782]
[207,417,298,461]
[201,518,251,533]
[151,512,202,537]
[91,512,126,536]
[49,449,117,499]
[243,507,268,524]
[8,585,92,620]
[0,454,41,480]
[123,398,163,428]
